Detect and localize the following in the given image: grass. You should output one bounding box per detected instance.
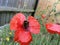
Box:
[0,24,60,45]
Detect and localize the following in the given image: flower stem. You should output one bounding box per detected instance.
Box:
[57,35,60,45]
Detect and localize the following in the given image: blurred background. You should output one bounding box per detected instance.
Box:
[0,0,37,26]
[0,0,60,26]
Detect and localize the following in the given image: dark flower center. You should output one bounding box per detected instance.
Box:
[56,23,60,25]
[23,20,29,29]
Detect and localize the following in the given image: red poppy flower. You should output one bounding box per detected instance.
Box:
[10,13,40,45]
[46,23,60,34]
[41,14,46,19]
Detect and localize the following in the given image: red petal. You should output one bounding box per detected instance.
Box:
[20,42,30,45]
[10,13,26,31]
[14,28,32,43]
[28,16,40,34]
[46,23,60,34]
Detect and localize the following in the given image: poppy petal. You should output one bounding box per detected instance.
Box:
[28,16,40,34]
[46,23,60,34]
[10,13,26,31]
[14,28,32,43]
[20,42,30,45]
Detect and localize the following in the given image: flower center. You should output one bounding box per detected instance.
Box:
[23,20,29,29]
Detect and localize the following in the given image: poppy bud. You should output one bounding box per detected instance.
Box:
[41,14,46,19]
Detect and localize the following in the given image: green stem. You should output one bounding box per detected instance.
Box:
[57,35,60,45]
